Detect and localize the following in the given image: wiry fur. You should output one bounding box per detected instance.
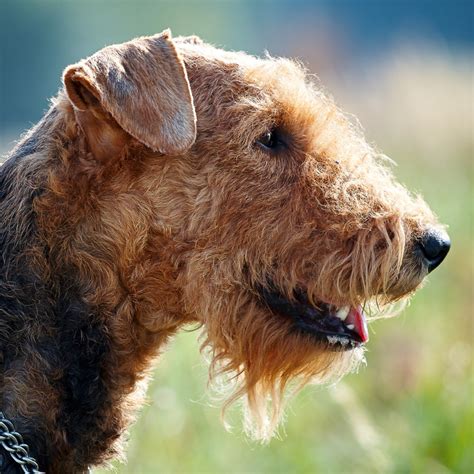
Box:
[0,31,443,472]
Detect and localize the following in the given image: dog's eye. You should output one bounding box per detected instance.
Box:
[256,129,285,151]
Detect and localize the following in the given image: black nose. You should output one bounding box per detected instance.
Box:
[417,229,451,272]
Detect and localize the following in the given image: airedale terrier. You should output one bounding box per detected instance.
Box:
[0,31,450,473]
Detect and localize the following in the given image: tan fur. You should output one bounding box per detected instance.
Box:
[0,30,446,471]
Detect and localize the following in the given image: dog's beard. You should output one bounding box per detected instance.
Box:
[199,298,366,442]
[187,215,421,441]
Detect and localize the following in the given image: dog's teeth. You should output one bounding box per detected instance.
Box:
[346,324,355,330]
[335,306,350,320]
[327,335,349,346]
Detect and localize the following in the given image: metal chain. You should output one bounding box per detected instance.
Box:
[0,412,42,473]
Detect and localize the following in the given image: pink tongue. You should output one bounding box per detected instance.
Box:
[346,306,369,343]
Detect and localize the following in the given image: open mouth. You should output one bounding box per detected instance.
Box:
[256,285,369,350]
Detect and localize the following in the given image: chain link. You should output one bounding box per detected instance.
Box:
[0,412,43,473]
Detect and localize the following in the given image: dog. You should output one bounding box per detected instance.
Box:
[0,30,450,473]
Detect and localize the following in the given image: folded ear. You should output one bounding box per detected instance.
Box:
[63,30,196,155]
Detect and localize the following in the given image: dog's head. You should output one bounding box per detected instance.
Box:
[62,30,449,439]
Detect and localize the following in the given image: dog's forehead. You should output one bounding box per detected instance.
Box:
[178,40,306,85]
[176,37,261,68]
[176,39,318,121]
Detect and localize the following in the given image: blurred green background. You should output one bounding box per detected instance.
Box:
[1,1,472,473]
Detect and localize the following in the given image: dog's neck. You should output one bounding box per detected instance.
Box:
[0,98,191,472]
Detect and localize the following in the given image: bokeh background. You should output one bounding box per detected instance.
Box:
[1,0,472,473]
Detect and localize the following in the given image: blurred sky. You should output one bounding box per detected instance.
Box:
[0,0,472,137]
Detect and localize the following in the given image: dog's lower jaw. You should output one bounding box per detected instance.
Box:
[255,284,369,348]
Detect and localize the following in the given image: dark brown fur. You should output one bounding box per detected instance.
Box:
[0,31,447,472]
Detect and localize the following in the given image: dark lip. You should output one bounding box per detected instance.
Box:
[255,284,363,350]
